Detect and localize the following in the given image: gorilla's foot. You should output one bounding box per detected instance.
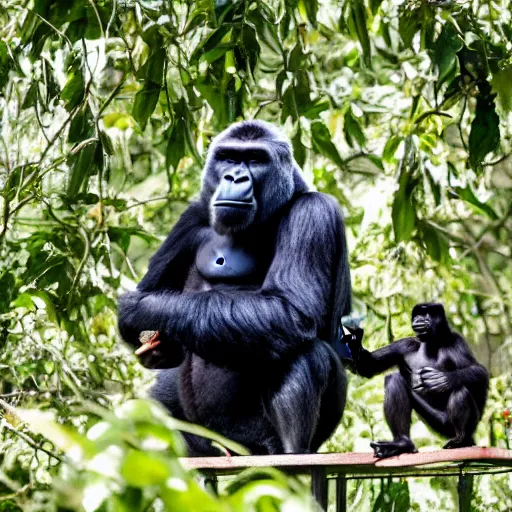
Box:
[443,437,475,449]
[370,437,417,459]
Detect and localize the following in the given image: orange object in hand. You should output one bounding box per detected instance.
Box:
[135,330,161,356]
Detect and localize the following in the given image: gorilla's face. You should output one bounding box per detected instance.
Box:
[202,121,305,235]
[411,303,448,342]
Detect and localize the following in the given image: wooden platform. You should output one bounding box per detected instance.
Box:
[181,447,512,511]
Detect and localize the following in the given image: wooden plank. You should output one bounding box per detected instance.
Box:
[181,447,512,475]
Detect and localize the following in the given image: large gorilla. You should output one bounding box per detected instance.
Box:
[118,121,351,455]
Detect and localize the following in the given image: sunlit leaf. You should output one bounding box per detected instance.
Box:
[121,451,170,487]
[311,121,345,169]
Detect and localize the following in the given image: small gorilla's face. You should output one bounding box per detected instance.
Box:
[411,303,447,341]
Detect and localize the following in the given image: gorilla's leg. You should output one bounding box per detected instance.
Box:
[443,387,478,449]
[371,372,417,458]
[264,341,346,454]
[150,368,220,456]
[310,349,347,452]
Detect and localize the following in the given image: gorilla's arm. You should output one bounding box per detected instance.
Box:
[121,193,347,368]
[117,201,208,350]
[349,337,418,378]
[451,337,489,389]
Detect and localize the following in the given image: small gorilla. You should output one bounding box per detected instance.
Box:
[348,303,489,458]
[118,120,351,455]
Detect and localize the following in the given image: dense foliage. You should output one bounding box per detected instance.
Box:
[0,0,511,510]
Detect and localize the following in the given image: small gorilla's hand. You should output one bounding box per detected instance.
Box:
[345,326,364,357]
[414,367,454,393]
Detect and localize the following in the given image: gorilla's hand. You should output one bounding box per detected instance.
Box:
[118,291,184,369]
[414,367,455,393]
[345,326,364,357]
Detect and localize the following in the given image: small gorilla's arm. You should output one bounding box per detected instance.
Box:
[347,331,416,378]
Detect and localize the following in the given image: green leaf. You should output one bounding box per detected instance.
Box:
[420,223,449,264]
[249,13,282,57]
[491,65,512,113]
[382,136,402,162]
[425,166,441,206]
[68,105,93,143]
[398,6,423,48]
[281,86,298,123]
[311,121,345,169]
[0,272,15,313]
[18,289,58,324]
[190,26,231,64]
[292,129,306,168]
[201,44,231,64]
[21,82,38,110]
[344,107,366,148]
[434,23,463,85]
[137,47,166,85]
[468,96,500,170]
[132,81,161,130]
[288,42,306,72]
[18,409,96,458]
[301,99,330,120]
[121,451,170,487]
[349,0,371,68]
[298,0,318,26]
[450,185,499,220]
[391,138,419,242]
[166,122,187,170]
[67,141,98,197]
[61,70,85,111]
[373,480,411,512]
[370,0,384,15]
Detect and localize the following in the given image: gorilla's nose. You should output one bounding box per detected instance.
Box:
[216,168,254,204]
[224,167,251,184]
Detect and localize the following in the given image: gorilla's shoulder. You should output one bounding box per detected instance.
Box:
[287,192,344,224]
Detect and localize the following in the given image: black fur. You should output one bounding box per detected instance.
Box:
[118,120,351,455]
[348,302,489,458]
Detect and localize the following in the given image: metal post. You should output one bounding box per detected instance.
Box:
[336,475,347,512]
[311,467,328,510]
[458,472,473,512]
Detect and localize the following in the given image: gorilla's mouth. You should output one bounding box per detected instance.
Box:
[412,323,429,334]
[214,200,254,209]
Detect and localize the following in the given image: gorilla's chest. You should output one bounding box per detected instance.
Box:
[193,233,267,285]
